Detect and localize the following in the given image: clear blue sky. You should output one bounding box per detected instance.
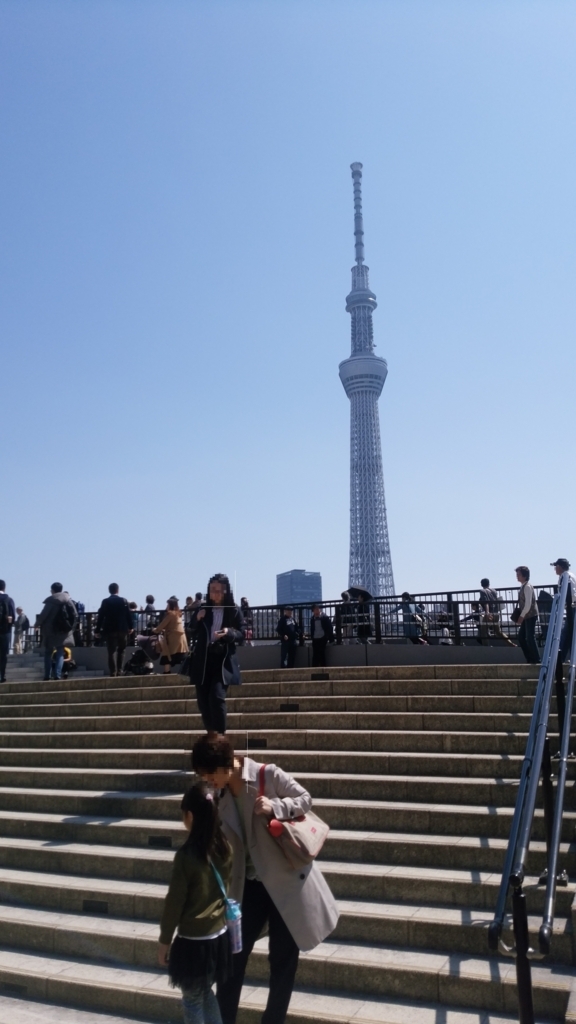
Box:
[1,0,575,615]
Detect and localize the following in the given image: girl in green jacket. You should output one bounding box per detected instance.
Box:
[158,782,232,1024]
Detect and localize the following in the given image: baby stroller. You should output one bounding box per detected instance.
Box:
[122,634,162,676]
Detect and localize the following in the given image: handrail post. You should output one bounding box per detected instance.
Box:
[335,605,343,645]
[86,613,94,647]
[513,886,535,1024]
[540,737,555,862]
[374,602,382,644]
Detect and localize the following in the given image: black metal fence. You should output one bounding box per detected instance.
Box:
[16,584,557,651]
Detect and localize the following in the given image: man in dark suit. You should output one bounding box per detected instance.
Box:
[96,583,134,677]
[0,580,16,683]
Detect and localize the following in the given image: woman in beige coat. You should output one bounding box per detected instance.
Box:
[191,734,339,1024]
[153,598,188,674]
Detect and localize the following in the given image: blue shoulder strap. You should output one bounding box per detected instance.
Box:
[209,859,227,898]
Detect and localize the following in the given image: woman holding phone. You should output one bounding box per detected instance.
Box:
[189,573,245,736]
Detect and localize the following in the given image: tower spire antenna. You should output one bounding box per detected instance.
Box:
[339,162,395,598]
[350,162,365,265]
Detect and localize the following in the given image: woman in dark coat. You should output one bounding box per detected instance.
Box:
[189,573,244,736]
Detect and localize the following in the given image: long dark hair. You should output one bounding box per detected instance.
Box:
[180,782,228,862]
[205,573,236,607]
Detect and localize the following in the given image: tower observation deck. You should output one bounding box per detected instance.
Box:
[339,162,395,597]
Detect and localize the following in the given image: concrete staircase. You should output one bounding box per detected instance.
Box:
[0,664,574,1024]
[6,650,104,682]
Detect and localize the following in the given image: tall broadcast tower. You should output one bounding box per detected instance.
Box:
[339,162,395,598]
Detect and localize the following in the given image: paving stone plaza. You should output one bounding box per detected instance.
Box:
[0,655,574,1022]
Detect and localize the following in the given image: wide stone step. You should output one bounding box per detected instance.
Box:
[0,711,543,733]
[0,748,533,779]
[0,728,538,755]
[0,867,571,962]
[0,773,565,811]
[0,953,557,1024]
[0,675,540,705]
[0,921,570,1016]
[0,695,543,718]
[1,856,573,919]
[0,831,571,891]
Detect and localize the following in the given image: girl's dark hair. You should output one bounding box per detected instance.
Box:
[206,573,235,607]
[146,594,155,604]
[192,734,235,772]
[167,598,179,611]
[401,591,410,601]
[181,782,228,862]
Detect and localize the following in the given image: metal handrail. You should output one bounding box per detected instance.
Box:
[488,572,573,1024]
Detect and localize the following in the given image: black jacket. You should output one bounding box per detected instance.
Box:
[0,594,16,635]
[310,614,334,641]
[276,615,302,643]
[96,595,134,635]
[190,605,245,688]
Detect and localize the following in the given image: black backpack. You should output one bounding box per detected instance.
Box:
[53,601,76,634]
[0,597,9,633]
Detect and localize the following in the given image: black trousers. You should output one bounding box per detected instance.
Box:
[280,641,297,668]
[0,633,9,682]
[312,637,328,667]
[105,632,128,676]
[217,878,299,1024]
[518,616,540,664]
[195,663,228,733]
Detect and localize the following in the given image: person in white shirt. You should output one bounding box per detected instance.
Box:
[515,566,540,665]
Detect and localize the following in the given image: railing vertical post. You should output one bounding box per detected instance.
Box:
[335,606,343,645]
[86,613,94,647]
[513,887,535,1024]
[541,737,555,859]
[447,594,462,645]
[374,602,382,644]
[297,608,305,646]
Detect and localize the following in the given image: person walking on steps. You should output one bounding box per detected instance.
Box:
[153,597,189,674]
[514,566,540,665]
[191,735,339,1024]
[35,583,77,681]
[478,578,516,647]
[13,608,30,655]
[96,583,134,677]
[552,558,576,742]
[189,574,245,737]
[158,781,233,1024]
[0,581,16,683]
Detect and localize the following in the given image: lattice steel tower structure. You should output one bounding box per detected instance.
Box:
[339,162,395,597]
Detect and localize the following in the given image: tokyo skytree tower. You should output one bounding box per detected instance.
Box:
[339,162,395,597]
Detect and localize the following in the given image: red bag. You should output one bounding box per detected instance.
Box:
[259,764,329,868]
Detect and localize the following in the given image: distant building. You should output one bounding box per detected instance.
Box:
[276,570,322,607]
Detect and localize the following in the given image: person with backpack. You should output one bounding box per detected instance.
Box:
[0,581,16,683]
[191,734,339,1024]
[95,583,135,677]
[158,782,233,1024]
[478,578,516,647]
[35,583,78,681]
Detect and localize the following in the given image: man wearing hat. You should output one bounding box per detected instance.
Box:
[552,558,576,738]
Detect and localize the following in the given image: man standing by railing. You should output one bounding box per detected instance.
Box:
[479,578,516,647]
[514,566,540,665]
[0,581,15,683]
[552,558,576,739]
[13,608,30,655]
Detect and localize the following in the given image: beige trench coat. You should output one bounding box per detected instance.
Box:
[154,610,188,658]
[218,757,339,951]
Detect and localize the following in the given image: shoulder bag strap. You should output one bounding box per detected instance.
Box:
[258,763,267,798]
[209,859,227,898]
